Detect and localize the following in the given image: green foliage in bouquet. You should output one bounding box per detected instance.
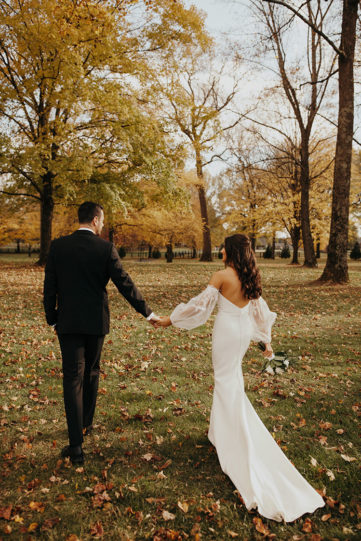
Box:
[258,342,293,375]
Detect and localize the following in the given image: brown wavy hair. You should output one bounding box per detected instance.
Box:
[224,234,262,299]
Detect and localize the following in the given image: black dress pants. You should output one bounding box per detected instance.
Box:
[58,334,105,447]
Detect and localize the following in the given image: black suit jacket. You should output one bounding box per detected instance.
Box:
[43,230,152,335]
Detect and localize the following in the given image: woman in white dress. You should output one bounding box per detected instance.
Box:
[157,234,325,522]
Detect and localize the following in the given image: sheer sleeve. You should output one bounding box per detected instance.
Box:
[249,296,277,343]
[170,285,219,330]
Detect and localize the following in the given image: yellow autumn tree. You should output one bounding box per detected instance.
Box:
[0,0,209,264]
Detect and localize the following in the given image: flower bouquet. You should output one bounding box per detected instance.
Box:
[258,342,291,375]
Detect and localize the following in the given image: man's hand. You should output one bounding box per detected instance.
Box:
[148,314,161,328]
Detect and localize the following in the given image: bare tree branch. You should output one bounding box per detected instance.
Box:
[262,0,343,56]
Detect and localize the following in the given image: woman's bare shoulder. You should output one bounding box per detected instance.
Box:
[209,269,227,289]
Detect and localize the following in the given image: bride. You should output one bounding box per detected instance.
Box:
[157,234,325,522]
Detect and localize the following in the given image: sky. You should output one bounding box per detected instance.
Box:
[184,0,252,36]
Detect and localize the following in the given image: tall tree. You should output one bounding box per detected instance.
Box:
[253,0,337,267]
[152,47,240,261]
[0,0,207,264]
[264,0,360,281]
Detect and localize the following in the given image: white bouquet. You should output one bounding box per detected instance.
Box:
[258,342,291,375]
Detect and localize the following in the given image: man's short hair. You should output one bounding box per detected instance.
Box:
[78,202,103,224]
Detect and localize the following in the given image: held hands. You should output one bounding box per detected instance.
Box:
[156,316,172,327]
[147,315,172,328]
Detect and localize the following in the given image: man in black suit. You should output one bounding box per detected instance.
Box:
[43,202,157,464]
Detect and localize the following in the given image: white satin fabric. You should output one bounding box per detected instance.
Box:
[171,285,325,522]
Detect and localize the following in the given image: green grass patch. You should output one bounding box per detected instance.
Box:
[0,257,360,540]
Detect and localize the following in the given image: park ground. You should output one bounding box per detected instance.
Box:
[0,255,360,540]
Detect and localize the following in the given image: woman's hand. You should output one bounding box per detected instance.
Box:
[156,316,172,327]
[262,343,273,358]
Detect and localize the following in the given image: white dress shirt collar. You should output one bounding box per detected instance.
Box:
[78,227,95,234]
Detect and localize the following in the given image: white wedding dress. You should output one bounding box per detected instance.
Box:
[170,285,325,522]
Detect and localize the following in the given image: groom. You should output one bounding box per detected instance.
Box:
[43,201,157,464]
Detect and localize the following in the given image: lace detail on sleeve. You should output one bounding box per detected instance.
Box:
[249,296,277,343]
[170,285,219,330]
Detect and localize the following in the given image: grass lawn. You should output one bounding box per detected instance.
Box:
[0,256,360,540]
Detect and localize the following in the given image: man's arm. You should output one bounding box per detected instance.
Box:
[43,242,58,326]
[108,245,153,318]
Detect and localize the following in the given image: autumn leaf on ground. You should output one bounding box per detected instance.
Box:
[253,517,270,536]
[319,421,332,430]
[177,501,189,513]
[302,518,313,533]
[29,501,45,512]
[0,506,12,520]
[162,510,176,521]
[41,517,61,531]
[340,454,356,462]
[89,521,104,538]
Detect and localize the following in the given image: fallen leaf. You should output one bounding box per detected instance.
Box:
[340,454,356,462]
[302,518,313,533]
[159,459,172,470]
[162,510,176,521]
[89,521,104,538]
[41,517,61,531]
[0,506,12,520]
[319,421,332,430]
[253,516,270,536]
[29,501,45,513]
[27,522,39,532]
[177,501,189,513]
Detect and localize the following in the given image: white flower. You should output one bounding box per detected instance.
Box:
[284,360,289,367]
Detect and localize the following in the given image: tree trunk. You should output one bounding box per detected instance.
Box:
[250,218,256,251]
[300,141,317,267]
[195,153,212,262]
[191,243,197,259]
[271,235,276,259]
[290,225,301,264]
[16,239,21,253]
[37,176,54,265]
[320,0,358,283]
[166,243,173,263]
[148,244,152,259]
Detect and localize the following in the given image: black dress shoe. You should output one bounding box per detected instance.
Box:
[83,425,93,436]
[61,445,84,465]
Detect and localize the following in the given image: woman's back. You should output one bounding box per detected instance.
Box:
[210,267,250,308]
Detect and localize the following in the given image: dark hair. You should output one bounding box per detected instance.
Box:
[78,201,103,224]
[224,234,262,299]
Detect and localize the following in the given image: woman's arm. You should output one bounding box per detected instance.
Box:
[156,275,222,329]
